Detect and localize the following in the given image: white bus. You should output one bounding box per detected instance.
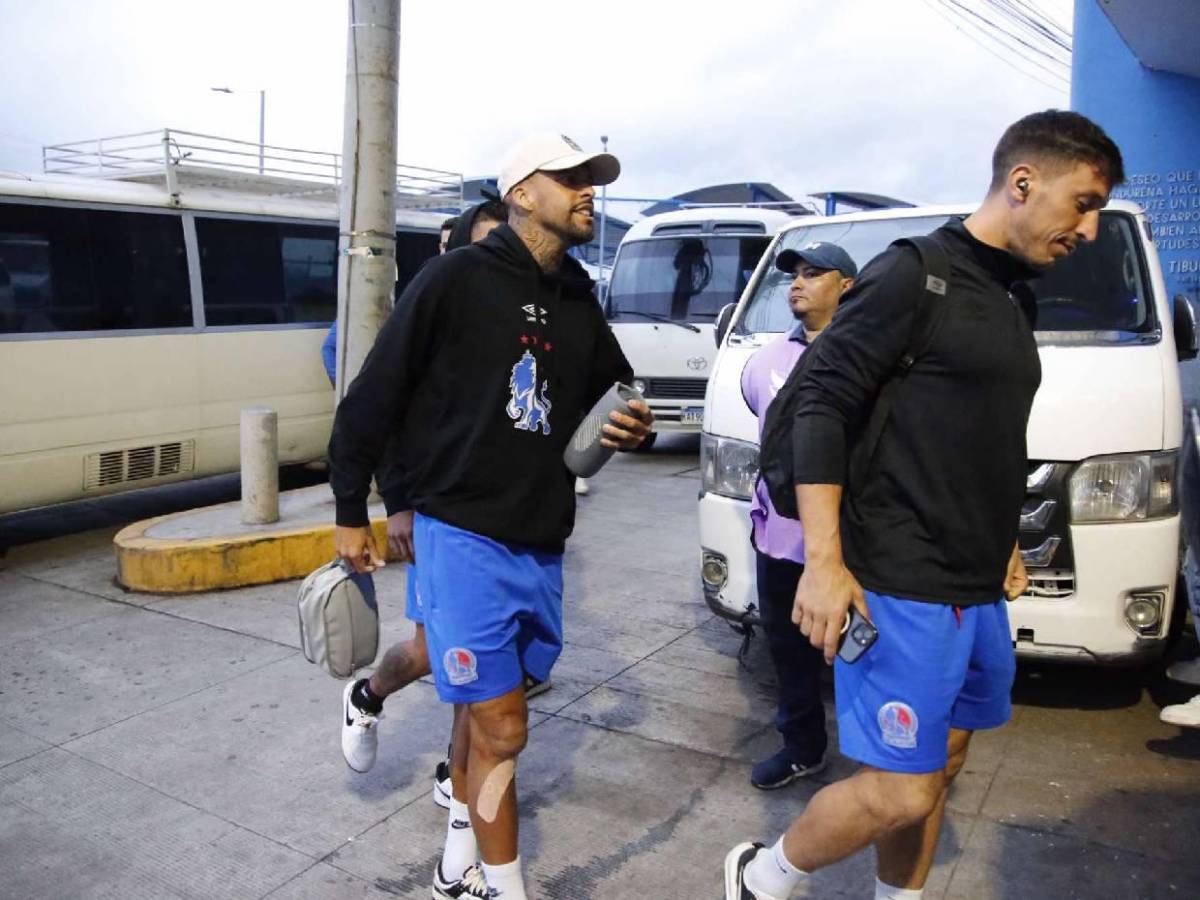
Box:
[0,130,453,514]
[604,208,794,443]
[700,202,1196,664]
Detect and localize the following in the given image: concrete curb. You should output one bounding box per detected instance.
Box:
[114,505,389,594]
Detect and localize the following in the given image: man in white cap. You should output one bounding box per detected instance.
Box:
[328,133,652,900]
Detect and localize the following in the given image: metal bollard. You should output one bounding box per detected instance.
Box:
[240,407,279,525]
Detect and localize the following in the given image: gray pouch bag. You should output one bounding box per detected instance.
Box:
[297,558,379,678]
[563,382,646,477]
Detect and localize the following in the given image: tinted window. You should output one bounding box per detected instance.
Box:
[396,229,440,293]
[198,218,338,326]
[1026,214,1154,338]
[739,216,952,334]
[198,220,438,326]
[608,236,771,323]
[0,202,191,334]
[739,213,1152,341]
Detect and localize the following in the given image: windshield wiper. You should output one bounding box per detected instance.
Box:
[612,309,701,333]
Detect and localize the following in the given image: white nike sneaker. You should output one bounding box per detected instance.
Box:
[432,758,452,809]
[1160,694,1200,728]
[724,842,782,900]
[341,679,381,773]
[574,477,590,495]
[432,861,490,899]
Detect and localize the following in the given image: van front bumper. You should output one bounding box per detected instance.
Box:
[699,492,1181,665]
[698,492,758,623]
[648,399,705,433]
[1010,515,1181,664]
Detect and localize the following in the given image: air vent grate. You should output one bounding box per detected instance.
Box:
[97,451,124,486]
[646,377,708,399]
[159,442,183,475]
[84,440,195,491]
[127,446,156,481]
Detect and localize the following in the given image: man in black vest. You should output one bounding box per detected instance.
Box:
[725,110,1124,900]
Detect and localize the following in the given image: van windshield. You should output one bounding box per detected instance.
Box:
[608,235,771,323]
[737,212,1157,344]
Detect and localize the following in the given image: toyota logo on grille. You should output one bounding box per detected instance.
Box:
[686,357,708,371]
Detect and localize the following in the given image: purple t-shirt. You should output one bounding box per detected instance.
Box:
[741,324,808,563]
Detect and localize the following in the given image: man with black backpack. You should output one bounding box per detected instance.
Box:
[741,242,856,791]
[725,110,1124,899]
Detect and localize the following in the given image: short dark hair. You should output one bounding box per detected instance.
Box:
[441,216,458,231]
[990,110,1125,191]
[476,199,508,224]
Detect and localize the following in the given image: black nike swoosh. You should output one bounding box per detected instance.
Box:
[450,819,471,830]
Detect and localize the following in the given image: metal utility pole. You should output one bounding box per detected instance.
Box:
[258,90,266,173]
[335,0,400,401]
[599,134,609,292]
[210,86,267,172]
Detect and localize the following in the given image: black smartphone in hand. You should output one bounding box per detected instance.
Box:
[837,607,878,664]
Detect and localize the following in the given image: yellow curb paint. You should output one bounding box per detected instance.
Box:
[114,511,390,594]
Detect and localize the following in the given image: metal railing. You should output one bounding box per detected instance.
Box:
[42,128,463,207]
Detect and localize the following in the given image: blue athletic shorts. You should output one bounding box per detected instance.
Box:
[413,512,564,704]
[404,563,424,625]
[834,591,1015,773]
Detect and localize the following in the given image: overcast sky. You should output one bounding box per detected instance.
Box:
[0,0,1073,215]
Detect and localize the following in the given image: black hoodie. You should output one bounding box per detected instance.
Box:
[372,200,500,508]
[328,223,632,551]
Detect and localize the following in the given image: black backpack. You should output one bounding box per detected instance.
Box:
[759,235,952,520]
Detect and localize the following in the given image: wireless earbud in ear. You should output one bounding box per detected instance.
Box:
[1017,178,1030,195]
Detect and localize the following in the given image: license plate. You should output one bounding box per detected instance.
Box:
[681,406,704,425]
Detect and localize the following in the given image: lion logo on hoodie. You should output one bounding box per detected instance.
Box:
[507,350,552,435]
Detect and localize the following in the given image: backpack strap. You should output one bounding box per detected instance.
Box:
[847,235,952,492]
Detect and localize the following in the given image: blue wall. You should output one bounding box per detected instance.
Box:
[1073,0,1200,306]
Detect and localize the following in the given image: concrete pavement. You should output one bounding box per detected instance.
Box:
[2,442,1200,899]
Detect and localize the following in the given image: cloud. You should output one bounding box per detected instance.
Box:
[0,0,1071,208]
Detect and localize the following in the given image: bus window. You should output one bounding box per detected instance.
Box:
[198,217,339,326]
[396,229,440,295]
[282,232,338,323]
[0,202,191,334]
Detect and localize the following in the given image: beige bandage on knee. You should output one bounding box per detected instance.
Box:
[476,759,516,823]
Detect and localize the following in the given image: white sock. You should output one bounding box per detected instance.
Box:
[442,799,477,880]
[481,857,527,900]
[875,878,923,900]
[744,836,806,899]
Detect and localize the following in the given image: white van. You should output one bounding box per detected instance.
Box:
[605,207,793,442]
[699,202,1197,664]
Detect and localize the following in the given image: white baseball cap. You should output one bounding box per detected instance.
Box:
[497,133,620,199]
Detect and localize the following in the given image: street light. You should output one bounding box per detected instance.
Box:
[211,86,266,174]
[599,134,609,291]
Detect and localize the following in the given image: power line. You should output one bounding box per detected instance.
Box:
[933,0,1071,87]
[985,0,1071,55]
[1007,0,1073,43]
[919,0,1069,93]
[941,0,1070,77]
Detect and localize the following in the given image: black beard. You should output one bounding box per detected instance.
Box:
[564,219,595,247]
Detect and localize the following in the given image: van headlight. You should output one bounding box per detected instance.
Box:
[1069,451,1177,522]
[701,433,759,500]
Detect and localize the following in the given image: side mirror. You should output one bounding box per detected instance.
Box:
[1174,294,1198,361]
[715,303,736,347]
